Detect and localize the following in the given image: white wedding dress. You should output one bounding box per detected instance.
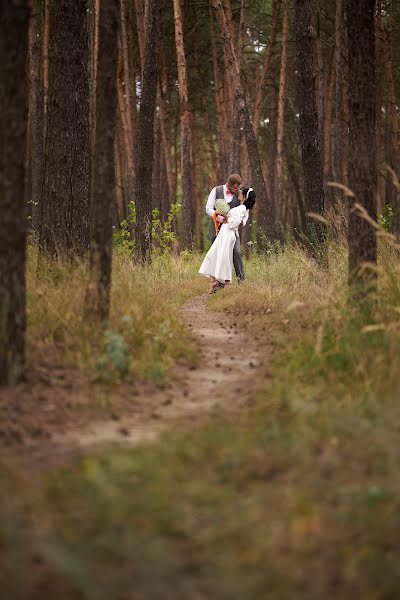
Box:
[199,204,248,283]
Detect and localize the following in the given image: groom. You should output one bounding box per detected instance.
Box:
[205,173,246,282]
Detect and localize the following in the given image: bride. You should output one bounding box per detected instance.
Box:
[199,187,256,293]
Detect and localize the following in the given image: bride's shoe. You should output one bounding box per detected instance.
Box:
[207,280,219,294]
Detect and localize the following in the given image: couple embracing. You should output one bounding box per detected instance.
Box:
[199,173,256,294]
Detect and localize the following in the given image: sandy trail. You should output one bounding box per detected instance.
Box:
[50,293,260,452]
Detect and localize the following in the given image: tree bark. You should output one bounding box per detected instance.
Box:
[159,47,175,211]
[274,0,289,236]
[381,1,400,232]
[39,0,90,259]
[120,0,136,184]
[333,0,344,185]
[212,0,272,245]
[253,0,281,139]
[323,48,335,191]
[117,39,135,202]
[294,0,325,246]
[209,6,228,179]
[0,0,30,384]
[86,0,119,320]
[173,0,194,249]
[346,0,377,290]
[135,0,164,263]
[29,0,45,235]
[375,0,384,214]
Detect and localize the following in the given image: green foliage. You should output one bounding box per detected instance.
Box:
[379,204,394,232]
[97,330,130,382]
[113,201,182,255]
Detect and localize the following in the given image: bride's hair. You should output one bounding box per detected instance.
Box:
[241,187,256,210]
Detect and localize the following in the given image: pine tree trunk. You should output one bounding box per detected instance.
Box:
[212,0,272,245]
[274,0,289,237]
[134,0,145,77]
[314,22,324,143]
[323,49,335,191]
[39,0,90,258]
[30,0,45,236]
[117,41,135,202]
[0,1,30,384]
[209,7,228,179]
[346,0,377,290]
[253,0,281,139]
[375,0,384,214]
[381,1,400,233]
[333,0,344,185]
[173,0,194,249]
[294,0,325,247]
[87,0,119,320]
[159,47,175,211]
[152,114,161,213]
[120,0,136,184]
[135,0,164,263]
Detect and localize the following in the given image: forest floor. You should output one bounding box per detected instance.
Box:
[2,246,400,599]
[0,290,267,468]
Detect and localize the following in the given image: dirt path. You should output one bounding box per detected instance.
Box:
[47,293,260,453]
[0,293,263,468]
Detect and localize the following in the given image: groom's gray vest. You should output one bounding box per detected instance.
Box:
[209,185,245,280]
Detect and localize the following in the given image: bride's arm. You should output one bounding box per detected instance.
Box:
[227,206,247,230]
[226,210,242,230]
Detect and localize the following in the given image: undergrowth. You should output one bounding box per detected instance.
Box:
[27,248,204,383]
[2,241,400,598]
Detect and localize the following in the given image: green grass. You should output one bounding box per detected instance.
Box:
[26,248,205,383]
[2,241,400,599]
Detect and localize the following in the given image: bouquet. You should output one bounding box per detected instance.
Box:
[212,198,229,237]
[214,198,229,216]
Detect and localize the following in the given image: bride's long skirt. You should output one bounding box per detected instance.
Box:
[198,224,236,282]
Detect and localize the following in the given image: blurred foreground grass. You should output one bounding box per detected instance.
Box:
[2,242,400,599]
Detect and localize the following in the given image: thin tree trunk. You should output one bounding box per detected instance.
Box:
[40,0,90,258]
[152,114,161,213]
[253,0,281,139]
[209,6,227,179]
[375,0,384,214]
[120,0,136,181]
[87,0,119,320]
[159,47,175,209]
[135,0,164,263]
[323,48,335,191]
[212,0,272,243]
[342,18,350,187]
[173,0,194,249]
[314,21,324,143]
[346,0,377,291]
[134,0,145,77]
[294,0,325,247]
[381,1,400,232]
[333,0,344,184]
[0,1,30,384]
[274,0,289,236]
[30,0,45,235]
[117,42,135,201]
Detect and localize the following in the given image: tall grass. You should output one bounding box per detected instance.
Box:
[26,247,204,382]
[2,240,400,598]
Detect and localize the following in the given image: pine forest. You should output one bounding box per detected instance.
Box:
[1,1,400,597]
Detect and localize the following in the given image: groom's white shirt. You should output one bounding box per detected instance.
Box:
[206,184,249,227]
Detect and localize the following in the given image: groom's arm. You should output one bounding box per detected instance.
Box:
[206,188,216,218]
